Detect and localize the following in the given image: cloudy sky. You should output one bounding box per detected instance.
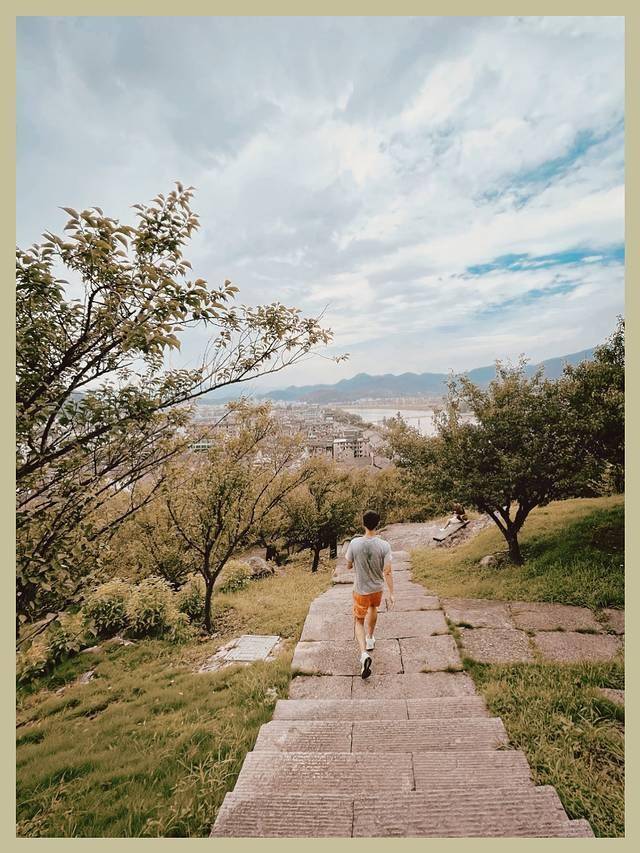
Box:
[17,16,624,391]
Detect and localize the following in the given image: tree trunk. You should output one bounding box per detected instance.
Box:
[504,529,523,564]
[311,544,321,573]
[203,577,214,633]
[329,535,337,559]
[265,543,277,562]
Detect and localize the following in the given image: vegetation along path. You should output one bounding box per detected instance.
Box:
[211,547,594,837]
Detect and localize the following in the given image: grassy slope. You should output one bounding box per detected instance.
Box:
[16,556,333,837]
[411,496,624,609]
[416,495,625,837]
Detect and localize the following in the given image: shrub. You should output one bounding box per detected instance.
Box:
[16,636,50,684]
[46,613,89,662]
[218,560,252,594]
[176,573,206,622]
[82,579,129,638]
[124,576,192,642]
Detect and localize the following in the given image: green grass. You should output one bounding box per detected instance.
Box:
[466,660,624,838]
[16,555,333,837]
[412,496,624,609]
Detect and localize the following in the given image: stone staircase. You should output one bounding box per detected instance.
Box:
[210,550,594,837]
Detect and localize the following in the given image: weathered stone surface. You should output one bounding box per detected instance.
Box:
[274,698,408,720]
[225,634,280,661]
[352,788,593,837]
[241,555,276,578]
[391,550,410,562]
[412,751,532,790]
[442,598,514,629]
[459,628,535,663]
[300,613,354,642]
[509,602,601,633]
[78,669,95,684]
[372,610,449,639]
[351,718,508,752]
[406,697,489,719]
[288,675,352,699]
[352,672,476,699]
[479,555,498,567]
[399,635,463,672]
[212,793,354,837]
[389,594,440,611]
[254,720,352,752]
[533,631,622,663]
[601,608,625,634]
[291,640,402,676]
[595,687,624,706]
[233,752,414,794]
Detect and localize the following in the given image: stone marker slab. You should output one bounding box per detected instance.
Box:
[373,610,449,638]
[352,671,477,699]
[288,675,352,699]
[459,628,535,663]
[254,720,352,752]
[595,687,624,706]
[300,613,355,642]
[224,634,280,661]
[442,598,514,629]
[601,608,625,634]
[509,602,601,633]
[399,635,463,672]
[533,631,622,663]
[291,639,402,676]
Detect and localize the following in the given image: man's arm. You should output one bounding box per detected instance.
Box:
[383,548,394,607]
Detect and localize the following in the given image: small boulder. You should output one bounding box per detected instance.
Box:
[479,555,498,568]
[243,556,276,579]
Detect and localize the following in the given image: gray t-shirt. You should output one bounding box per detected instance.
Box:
[345,535,392,594]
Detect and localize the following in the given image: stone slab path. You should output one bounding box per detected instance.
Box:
[211,550,594,837]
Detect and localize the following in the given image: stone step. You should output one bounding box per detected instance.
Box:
[232,751,414,795]
[232,750,536,795]
[273,696,490,720]
[211,789,594,837]
[253,718,508,752]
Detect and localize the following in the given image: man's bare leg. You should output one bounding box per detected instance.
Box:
[354,617,367,653]
[365,605,378,639]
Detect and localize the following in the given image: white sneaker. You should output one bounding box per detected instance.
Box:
[360,652,372,679]
[365,635,376,651]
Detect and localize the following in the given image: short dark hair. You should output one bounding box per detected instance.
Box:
[363,509,380,530]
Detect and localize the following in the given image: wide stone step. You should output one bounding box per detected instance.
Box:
[232,751,414,795]
[211,789,594,837]
[412,750,533,788]
[273,696,489,720]
[253,718,508,752]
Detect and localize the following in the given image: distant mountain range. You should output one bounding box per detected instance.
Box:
[200,348,595,404]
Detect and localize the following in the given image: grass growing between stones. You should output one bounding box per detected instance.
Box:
[16,555,333,837]
[465,659,624,837]
[412,496,624,609]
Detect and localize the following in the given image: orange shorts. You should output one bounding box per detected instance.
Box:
[352,589,383,620]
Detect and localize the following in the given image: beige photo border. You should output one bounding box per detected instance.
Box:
[3,3,636,850]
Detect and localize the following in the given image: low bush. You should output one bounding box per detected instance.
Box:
[83,579,129,638]
[125,576,182,639]
[218,560,252,595]
[175,574,206,622]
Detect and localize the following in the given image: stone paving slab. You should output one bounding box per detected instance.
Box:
[442,598,514,629]
[300,613,355,642]
[533,631,622,663]
[292,639,402,676]
[372,610,449,638]
[601,608,625,634]
[389,594,441,611]
[412,751,533,790]
[352,788,592,837]
[351,719,508,752]
[460,628,536,663]
[399,635,463,672]
[254,720,352,752]
[509,602,602,633]
[233,752,414,794]
[352,672,477,699]
[288,675,352,699]
[406,697,489,718]
[273,698,409,720]
[212,793,354,836]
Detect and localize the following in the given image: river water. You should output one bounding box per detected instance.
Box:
[340,407,440,437]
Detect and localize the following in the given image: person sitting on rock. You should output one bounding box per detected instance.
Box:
[441,504,468,531]
[345,509,394,679]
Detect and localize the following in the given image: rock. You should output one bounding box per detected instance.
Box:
[80,644,102,654]
[243,556,276,579]
[78,669,96,684]
[479,555,498,568]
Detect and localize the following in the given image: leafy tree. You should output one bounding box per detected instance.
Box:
[283,459,365,571]
[16,183,334,630]
[396,361,595,564]
[561,316,624,491]
[160,402,313,632]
